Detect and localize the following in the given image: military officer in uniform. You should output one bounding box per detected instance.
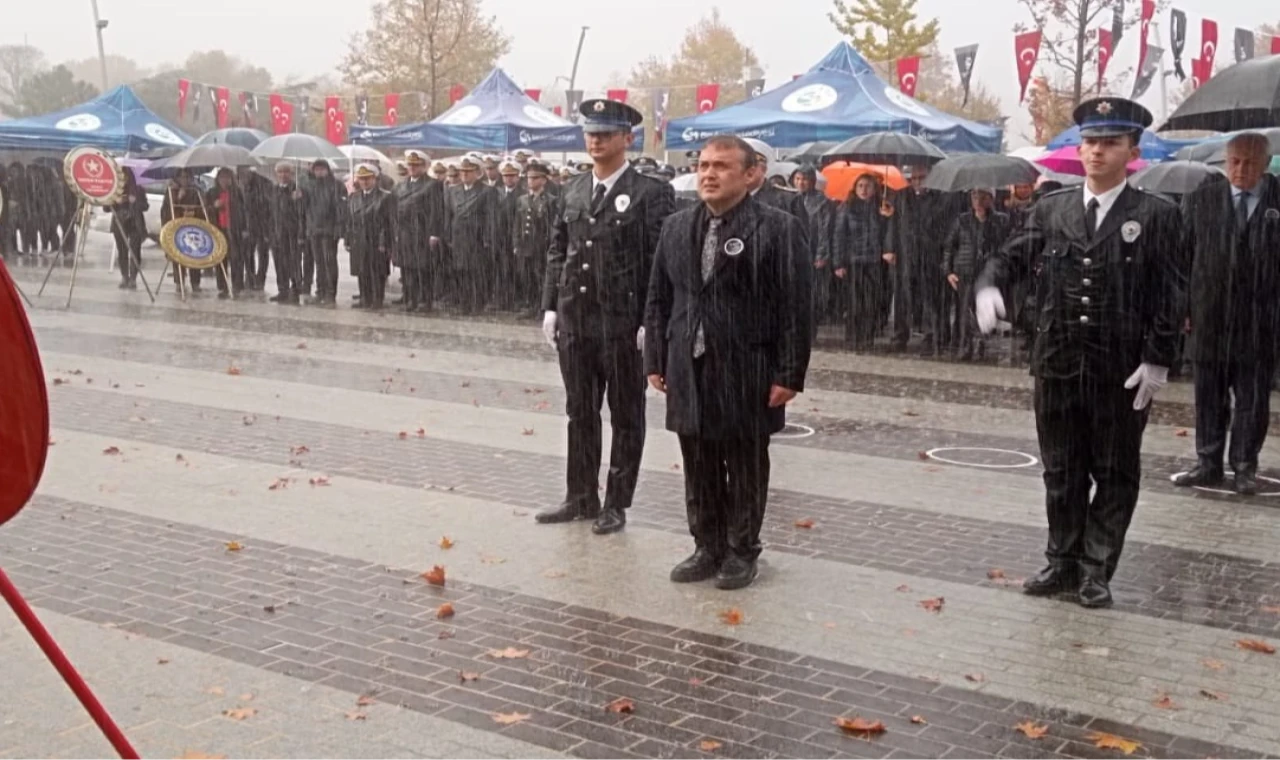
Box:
[393,149,449,313]
[346,163,396,309]
[538,98,675,534]
[495,159,525,309]
[512,160,557,316]
[445,156,500,313]
[975,97,1184,608]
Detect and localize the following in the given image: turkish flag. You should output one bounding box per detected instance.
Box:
[0,260,49,528]
[1140,0,1155,72]
[384,93,400,126]
[606,89,629,103]
[1191,57,1210,89]
[178,79,190,120]
[1098,29,1114,90]
[1015,30,1043,104]
[1201,18,1218,70]
[524,89,541,102]
[695,83,720,113]
[269,94,288,135]
[278,102,294,135]
[896,56,920,96]
[553,105,562,116]
[1273,36,1280,55]
[215,86,231,128]
[324,96,341,143]
[329,110,347,145]
[449,84,465,105]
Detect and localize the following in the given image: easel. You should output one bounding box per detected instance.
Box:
[108,211,156,304]
[35,201,89,309]
[154,186,232,302]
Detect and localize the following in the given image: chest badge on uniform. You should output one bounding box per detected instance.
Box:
[724,238,745,256]
[1121,221,1142,243]
[614,194,630,212]
[1266,208,1280,221]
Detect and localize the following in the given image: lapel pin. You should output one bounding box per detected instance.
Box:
[1266,208,1280,221]
[1121,221,1142,243]
[615,194,630,212]
[724,238,745,256]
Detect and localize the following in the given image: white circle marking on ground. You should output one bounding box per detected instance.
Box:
[926,447,1039,469]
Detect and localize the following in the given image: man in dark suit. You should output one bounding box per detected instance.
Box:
[538,98,675,535]
[494,159,525,309]
[975,97,1185,608]
[347,163,396,309]
[887,165,954,354]
[512,160,557,316]
[791,166,837,325]
[445,156,499,314]
[1175,133,1280,495]
[393,149,449,313]
[644,134,812,590]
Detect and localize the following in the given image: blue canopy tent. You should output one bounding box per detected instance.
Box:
[1047,125,1202,161]
[347,68,644,152]
[666,43,1003,153]
[0,85,193,153]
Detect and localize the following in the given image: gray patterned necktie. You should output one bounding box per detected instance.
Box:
[693,217,722,358]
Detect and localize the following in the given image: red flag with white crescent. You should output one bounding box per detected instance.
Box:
[1191,57,1210,89]
[553,106,562,116]
[215,86,231,128]
[1273,36,1280,55]
[331,110,347,145]
[178,79,190,120]
[1139,0,1155,72]
[324,96,341,144]
[1098,29,1114,91]
[1201,18,1218,70]
[384,93,400,126]
[269,94,285,134]
[448,84,465,105]
[1015,30,1043,104]
[695,83,720,114]
[278,101,294,134]
[896,56,920,97]
[524,89,541,103]
[606,89,629,104]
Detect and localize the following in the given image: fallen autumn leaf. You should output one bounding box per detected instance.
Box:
[1090,732,1142,755]
[422,565,446,587]
[226,366,242,376]
[698,739,722,751]
[1200,689,1227,701]
[157,657,171,665]
[1015,722,1048,739]
[604,697,635,714]
[222,708,256,721]
[919,597,945,614]
[1236,639,1276,654]
[522,427,535,436]
[964,673,986,683]
[910,715,927,725]
[308,476,331,487]
[1174,428,1189,437]
[718,608,744,626]
[439,536,455,549]
[224,541,243,552]
[794,518,816,529]
[491,712,531,726]
[1201,658,1225,670]
[344,711,367,721]
[986,568,1005,580]
[487,647,531,659]
[436,603,455,619]
[459,671,480,683]
[103,446,122,456]
[356,695,376,707]
[1153,694,1178,710]
[834,716,886,736]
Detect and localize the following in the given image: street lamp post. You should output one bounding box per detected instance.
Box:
[90,0,109,91]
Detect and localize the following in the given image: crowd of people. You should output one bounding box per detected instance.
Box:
[0,161,82,258]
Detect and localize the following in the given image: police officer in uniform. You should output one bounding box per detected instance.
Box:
[393,149,449,313]
[347,163,396,309]
[512,160,557,315]
[975,98,1184,608]
[538,98,675,534]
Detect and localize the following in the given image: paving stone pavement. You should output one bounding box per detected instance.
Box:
[5,252,1280,759]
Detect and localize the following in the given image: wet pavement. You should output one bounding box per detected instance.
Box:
[4,240,1280,759]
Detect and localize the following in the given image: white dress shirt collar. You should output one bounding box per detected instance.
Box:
[1082,181,1126,230]
[592,163,629,195]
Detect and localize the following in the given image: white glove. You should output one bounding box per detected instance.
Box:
[541,311,558,349]
[636,326,645,352]
[1124,363,1169,411]
[975,287,1006,335]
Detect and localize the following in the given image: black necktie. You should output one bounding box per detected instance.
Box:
[591,182,608,214]
[1085,198,1100,241]
[1237,192,1251,229]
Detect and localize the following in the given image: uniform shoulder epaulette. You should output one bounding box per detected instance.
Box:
[1042,186,1078,200]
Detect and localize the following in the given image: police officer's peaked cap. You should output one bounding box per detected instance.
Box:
[499,160,521,175]
[431,160,447,173]
[482,154,500,167]
[354,163,380,178]
[513,148,535,159]
[1073,97,1152,139]
[404,149,429,165]
[579,98,643,133]
[458,156,481,171]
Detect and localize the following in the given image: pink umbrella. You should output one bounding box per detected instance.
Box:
[1034,145,1146,176]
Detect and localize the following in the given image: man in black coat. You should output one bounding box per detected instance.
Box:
[445,156,500,314]
[347,163,396,309]
[1175,133,1280,495]
[943,188,1011,360]
[645,134,811,590]
[238,167,273,291]
[538,98,675,535]
[975,97,1185,608]
[512,160,557,316]
[791,166,837,325]
[886,165,954,354]
[301,159,347,303]
[268,162,307,305]
[393,149,449,313]
[494,159,525,309]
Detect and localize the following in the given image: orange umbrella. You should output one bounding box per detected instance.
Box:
[821,161,907,201]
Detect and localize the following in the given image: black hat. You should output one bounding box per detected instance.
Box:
[1073,97,1152,139]
[579,98,643,134]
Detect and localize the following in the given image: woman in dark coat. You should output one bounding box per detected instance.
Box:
[160,169,209,292]
[833,174,893,352]
[943,188,1011,361]
[108,168,149,289]
[207,168,248,298]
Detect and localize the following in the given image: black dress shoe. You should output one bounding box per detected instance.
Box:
[1171,466,1224,488]
[1078,577,1113,608]
[1023,566,1075,597]
[534,501,599,524]
[1235,471,1260,496]
[591,506,626,535]
[715,556,759,590]
[670,549,720,583]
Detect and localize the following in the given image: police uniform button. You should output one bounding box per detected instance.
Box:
[579,286,588,293]
[589,218,596,225]
[1081,296,1090,305]
[1082,278,1092,286]
[582,263,590,270]
[1082,258,1092,266]
[585,241,593,248]
[1080,315,1090,324]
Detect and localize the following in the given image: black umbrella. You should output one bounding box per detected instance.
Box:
[1129,161,1225,194]
[194,127,270,151]
[1174,127,1280,164]
[1160,56,1280,132]
[141,144,260,180]
[923,154,1041,192]
[822,132,947,167]
[785,141,838,164]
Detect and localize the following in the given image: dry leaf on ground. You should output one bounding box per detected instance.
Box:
[226,366,242,376]
[459,671,481,683]
[397,431,408,440]
[437,630,455,640]
[344,711,367,721]
[221,708,256,721]
[1174,428,1189,437]
[835,716,886,735]
[919,597,945,613]
[964,673,986,683]
[522,427,535,436]
[157,657,171,665]
[267,477,290,491]
[895,584,911,593]
[1153,694,1178,710]
[488,647,531,659]
[435,603,455,619]
[491,712,531,725]
[902,410,920,417]
[416,428,426,437]
[224,541,243,552]
[1090,732,1142,755]
[175,454,187,464]
[986,569,1005,580]
[718,608,744,625]
[1261,605,1280,614]
[916,450,930,460]
[308,476,330,487]
[422,565,446,586]
[794,518,816,529]
[698,739,722,751]
[356,695,376,707]
[910,715,927,725]
[604,697,635,714]
[296,341,307,349]
[103,446,122,456]
[290,445,310,455]
[1015,722,1048,739]
[439,536,455,549]
[1236,639,1277,654]
[1200,689,1227,701]
[1201,658,1225,670]
[533,400,551,411]
[542,568,566,579]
